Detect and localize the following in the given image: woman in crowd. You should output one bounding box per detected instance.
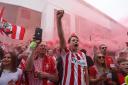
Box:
[0,51,22,85]
[89,52,117,85]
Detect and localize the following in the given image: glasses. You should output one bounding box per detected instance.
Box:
[98,56,105,59]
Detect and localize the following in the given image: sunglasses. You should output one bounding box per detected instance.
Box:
[101,47,107,49]
[98,56,105,59]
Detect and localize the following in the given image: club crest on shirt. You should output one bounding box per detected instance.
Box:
[72,57,86,67]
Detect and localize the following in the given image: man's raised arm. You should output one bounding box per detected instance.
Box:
[56,10,66,49]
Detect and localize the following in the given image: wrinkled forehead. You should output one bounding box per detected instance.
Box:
[39,44,47,47]
[37,43,47,49]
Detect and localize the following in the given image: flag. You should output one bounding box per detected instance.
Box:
[11,25,25,40]
[2,21,25,40]
[0,21,25,40]
[0,7,25,40]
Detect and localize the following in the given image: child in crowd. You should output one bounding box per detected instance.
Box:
[117,57,128,85]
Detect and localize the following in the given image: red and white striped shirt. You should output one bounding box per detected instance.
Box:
[27,55,56,85]
[61,48,87,85]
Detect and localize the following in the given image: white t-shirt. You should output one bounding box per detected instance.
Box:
[0,68,22,85]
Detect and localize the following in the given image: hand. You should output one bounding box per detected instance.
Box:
[107,80,117,85]
[37,72,48,80]
[56,10,64,20]
[98,73,107,81]
[8,80,16,85]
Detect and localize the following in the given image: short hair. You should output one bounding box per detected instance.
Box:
[68,34,79,43]
[119,52,127,57]
[117,57,128,64]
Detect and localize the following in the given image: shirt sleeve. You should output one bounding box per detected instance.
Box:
[81,52,87,67]
[59,47,69,57]
[89,66,97,77]
[16,68,23,85]
[105,56,115,68]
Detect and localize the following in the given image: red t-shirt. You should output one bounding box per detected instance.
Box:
[117,72,125,85]
[105,56,114,68]
[89,65,105,85]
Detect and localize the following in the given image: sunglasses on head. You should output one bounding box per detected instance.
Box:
[101,47,107,49]
[98,56,105,59]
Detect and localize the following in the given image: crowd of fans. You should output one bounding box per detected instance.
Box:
[0,10,128,85]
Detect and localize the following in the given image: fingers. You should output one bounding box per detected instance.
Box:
[99,74,107,80]
[37,72,42,79]
[37,71,47,79]
[8,80,15,85]
[56,10,64,19]
[57,10,64,15]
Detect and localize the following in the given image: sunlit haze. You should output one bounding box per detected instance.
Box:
[84,0,128,21]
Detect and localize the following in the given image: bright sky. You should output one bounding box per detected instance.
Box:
[84,0,128,21]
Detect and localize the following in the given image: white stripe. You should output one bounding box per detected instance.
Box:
[15,26,21,39]
[80,53,86,85]
[78,52,87,85]
[73,53,78,85]
[81,66,86,85]
[65,52,72,85]
[81,52,87,67]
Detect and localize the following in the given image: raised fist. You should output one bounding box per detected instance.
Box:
[56,10,64,20]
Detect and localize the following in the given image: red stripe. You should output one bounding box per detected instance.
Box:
[0,30,4,35]
[76,53,81,85]
[69,53,75,85]
[11,25,17,39]
[63,53,69,85]
[0,7,4,19]
[19,26,25,40]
